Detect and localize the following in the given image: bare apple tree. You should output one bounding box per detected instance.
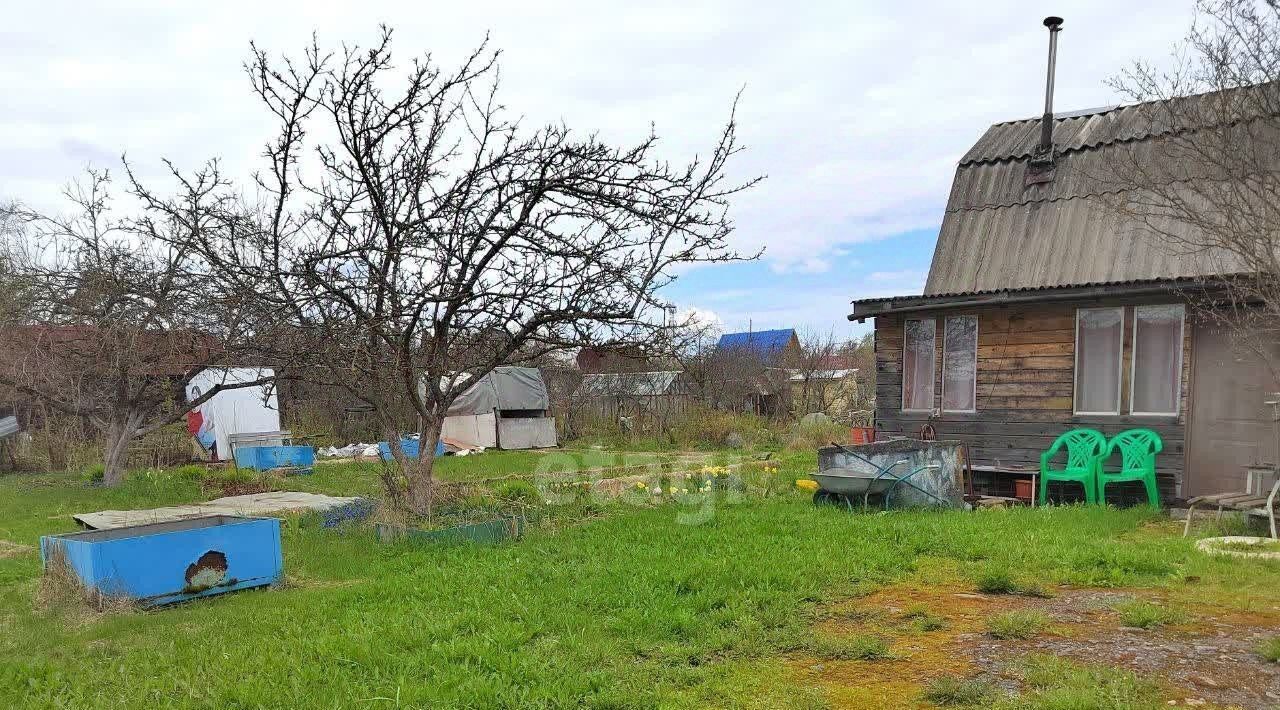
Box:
[1107,0,1280,373]
[0,171,271,485]
[136,29,757,515]
[790,329,846,418]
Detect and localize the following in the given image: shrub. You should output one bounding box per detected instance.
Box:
[973,567,1017,594]
[195,465,274,496]
[80,463,105,485]
[665,408,778,450]
[171,464,209,482]
[1258,637,1280,663]
[1113,600,1186,629]
[207,466,256,485]
[494,480,542,509]
[920,676,998,706]
[24,414,99,472]
[987,610,1049,640]
[971,566,1051,597]
[787,418,849,450]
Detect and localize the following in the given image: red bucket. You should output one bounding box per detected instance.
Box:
[849,426,875,445]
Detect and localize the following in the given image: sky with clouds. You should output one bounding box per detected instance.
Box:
[2,0,1199,339]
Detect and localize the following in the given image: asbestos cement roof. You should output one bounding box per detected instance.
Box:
[922,86,1275,296]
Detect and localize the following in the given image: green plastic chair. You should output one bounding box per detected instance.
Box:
[1097,429,1162,508]
[1039,428,1107,505]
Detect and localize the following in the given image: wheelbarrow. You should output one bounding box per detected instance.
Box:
[810,444,948,510]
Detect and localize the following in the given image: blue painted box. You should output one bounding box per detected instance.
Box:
[234,445,315,472]
[377,438,445,461]
[40,515,283,606]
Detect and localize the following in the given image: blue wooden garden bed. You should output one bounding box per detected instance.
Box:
[234,445,315,472]
[40,515,283,606]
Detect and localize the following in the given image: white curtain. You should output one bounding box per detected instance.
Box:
[1075,308,1122,413]
[903,318,936,410]
[1132,304,1184,413]
[943,315,977,411]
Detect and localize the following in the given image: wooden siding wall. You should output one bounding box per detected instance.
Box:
[874,300,1193,500]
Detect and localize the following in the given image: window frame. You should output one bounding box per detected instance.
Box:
[1073,306,1125,416]
[1128,303,1185,416]
[901,317,936,413]
[941,314,978,413]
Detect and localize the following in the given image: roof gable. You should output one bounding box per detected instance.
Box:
[924,87,1270,296]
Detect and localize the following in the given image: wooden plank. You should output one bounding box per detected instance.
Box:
[979,329,1075,346]
[878,410,1186,430]
[888,419,1184,439]
[981,356,1074,370]
[978,342,1073,358]
[977,371,1074,384]
[981,313,1078,332]
[976,383,1074,397]
[979,395,1074,410]
[934,433,1185,455]
[876,410,1074,425]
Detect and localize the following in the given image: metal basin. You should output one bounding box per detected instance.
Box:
[810,467,896,497]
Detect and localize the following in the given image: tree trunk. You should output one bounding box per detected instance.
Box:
[101,412,140,486]
[378,424,412,510]
[407,415,444,518]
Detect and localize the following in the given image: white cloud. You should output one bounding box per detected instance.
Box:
[675,305,724,330]
[1,0,1195,277]
[769,256,832,275]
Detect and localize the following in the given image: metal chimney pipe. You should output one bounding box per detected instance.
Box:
[1039,16,1064,155]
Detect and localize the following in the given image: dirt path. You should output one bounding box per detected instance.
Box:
[792,582,1280,709]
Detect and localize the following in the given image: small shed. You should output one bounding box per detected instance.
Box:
[574,370,694,420]
[441,367,557,450]
[186,368,279,461]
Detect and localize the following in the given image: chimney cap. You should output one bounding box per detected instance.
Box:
[1043,16,1064,29]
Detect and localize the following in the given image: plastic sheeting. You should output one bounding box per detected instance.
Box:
[446,366,549,415]
[441,412,498,449]
[496,417,557,449]
[186,368,279,460]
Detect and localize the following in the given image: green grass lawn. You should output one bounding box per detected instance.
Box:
[0,450,1276,708]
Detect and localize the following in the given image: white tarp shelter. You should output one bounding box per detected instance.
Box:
[439,366,557,449]
[186,368,279,461]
